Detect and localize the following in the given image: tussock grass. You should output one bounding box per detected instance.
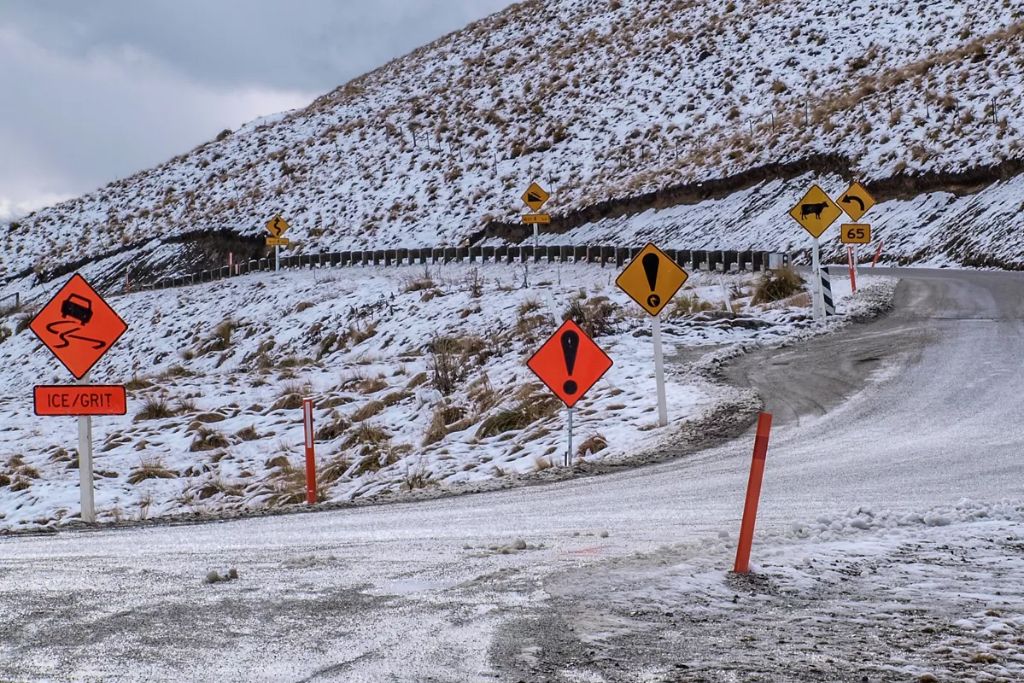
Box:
[189,427,229,452]
[751,266,805,304]
[576,434,608,458]
[234,425,260,441]
[135,396,177,421]
[127,458,179,484]
[476,388,560,439]
[351,400,385,422]
[562,295,619,337]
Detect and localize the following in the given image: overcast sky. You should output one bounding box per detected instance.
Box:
[0,0,514,221]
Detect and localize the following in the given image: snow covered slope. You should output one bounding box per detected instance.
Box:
[4,0,1024,284]
[0,263,881,530]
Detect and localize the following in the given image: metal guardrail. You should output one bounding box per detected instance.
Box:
[144,246,787,292]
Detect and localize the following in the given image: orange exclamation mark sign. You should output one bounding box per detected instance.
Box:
[561,329,580,395]
[642,253,661,309]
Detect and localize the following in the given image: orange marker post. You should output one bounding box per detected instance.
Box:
[871,241,884,268]
[846,246,858,293]
[733,412,773,574]
[302,397,317,505]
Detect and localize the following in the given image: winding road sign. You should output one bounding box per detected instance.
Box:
[29,274,128,379]
[527,320,612,409]
[266,215,290,238]
[789,185,841,239]
[838,181,876,222]
[616,243,689,316]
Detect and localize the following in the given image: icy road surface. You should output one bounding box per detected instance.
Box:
[1,268,1022,682]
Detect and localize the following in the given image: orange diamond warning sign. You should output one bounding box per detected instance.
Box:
[29,274,128,380]
[527,320,613,409]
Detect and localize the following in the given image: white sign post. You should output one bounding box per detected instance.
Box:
[77,374,96,523]
[810,237,825,322]
[651,314,668,427]
[566,406,574,467]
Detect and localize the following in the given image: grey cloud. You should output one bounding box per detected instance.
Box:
[0,0,514,217]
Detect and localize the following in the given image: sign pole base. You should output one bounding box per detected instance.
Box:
[652,314,668,427]
[275,245,280,272]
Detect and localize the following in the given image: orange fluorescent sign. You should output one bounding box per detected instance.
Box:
[29,273,128,379]
[527,320,613,409]
[34,385,127,416]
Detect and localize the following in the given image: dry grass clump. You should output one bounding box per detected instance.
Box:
[356,377,388,394]
[381,390,413,406]
[423,403,473,446]
[271,382,310,411]
[476,386,561,439]
[515,298,551,343]
[318,455,352,486]
[189,427,229,452]
[666,293,715,317]
[576,434,608,459]
[351,400,385,422]
[127,458,179,484]
[260,459,320,507]
[135,395,177,421]
[315,413,351,441]
[342,423,392,450]
[406,372,429,389]
[234,425,260,441]
[348,443,413,478]
[197,318,238,356]
[428,334,490,395]
[751,266,805,304]
[562,296,619,337]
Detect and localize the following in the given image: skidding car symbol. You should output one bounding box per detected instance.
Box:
[61,294,93,325]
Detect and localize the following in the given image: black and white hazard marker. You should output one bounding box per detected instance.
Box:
[819,266,836,316]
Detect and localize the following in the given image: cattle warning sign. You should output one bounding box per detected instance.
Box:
[29,274,128,379]
[788,185,841,239]
[527,320,612,409]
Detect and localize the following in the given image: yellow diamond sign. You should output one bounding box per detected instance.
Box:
[789,185,841,239]
[521,182,550,212]
[266,215,290,238]
[615,243,689,317]
[838,181,876,222]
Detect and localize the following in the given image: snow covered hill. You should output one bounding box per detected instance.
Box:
[0,263,883,530]
[3,0,1024,288]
